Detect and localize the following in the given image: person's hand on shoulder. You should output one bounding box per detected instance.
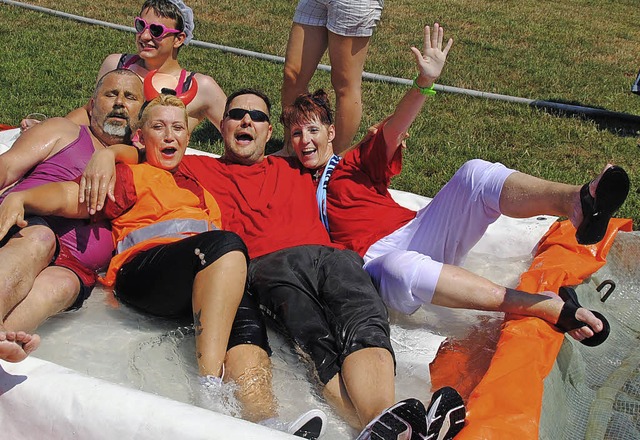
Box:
[79,148,117,215]
[19,113,48,133]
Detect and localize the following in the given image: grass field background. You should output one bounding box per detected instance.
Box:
[1,0,638,227]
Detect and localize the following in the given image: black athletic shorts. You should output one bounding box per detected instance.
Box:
[115,230,270,353]
[248,245,394,385]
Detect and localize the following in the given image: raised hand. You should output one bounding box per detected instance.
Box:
[410,23,454,86]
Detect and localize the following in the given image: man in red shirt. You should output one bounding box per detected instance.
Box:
[180,88,466,440]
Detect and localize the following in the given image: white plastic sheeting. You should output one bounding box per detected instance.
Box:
[0,357,293,440]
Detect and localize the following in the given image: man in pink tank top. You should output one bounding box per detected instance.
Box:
[0,69,144,362]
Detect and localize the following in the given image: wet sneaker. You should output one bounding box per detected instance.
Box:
[260,409,327,439]
[425,387,466,440]
[356,398,428,440]
[288,409,327,439]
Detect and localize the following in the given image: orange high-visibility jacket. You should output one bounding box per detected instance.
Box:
[101,163,222,286]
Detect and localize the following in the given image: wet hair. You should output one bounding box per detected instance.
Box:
[139,93,187,127]
[280,89,333,130]
[224,88,272,117]
[140,0,184,31]
[93,69,142,99]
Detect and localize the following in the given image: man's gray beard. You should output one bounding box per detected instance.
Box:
[103,121,130,139]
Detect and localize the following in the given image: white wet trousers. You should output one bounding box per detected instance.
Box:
[363,159,516,314]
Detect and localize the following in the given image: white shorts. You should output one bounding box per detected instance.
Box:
[293,0,384,37]
[363,159,516,314]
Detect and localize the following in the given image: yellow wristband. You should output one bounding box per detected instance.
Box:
[413,76,437,96]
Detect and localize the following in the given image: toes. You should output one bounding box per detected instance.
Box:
[14,331,31,344]
[23,335,41,355]
[576,307,603,332]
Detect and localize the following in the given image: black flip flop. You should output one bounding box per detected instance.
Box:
[576,166,630,245]
[555,286,610,347]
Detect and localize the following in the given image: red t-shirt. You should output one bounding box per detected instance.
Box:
[182,155,337,259]
[327,126,417,256]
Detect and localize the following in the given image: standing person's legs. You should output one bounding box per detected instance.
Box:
[325,0,382,153]
[326,32,370,154]
[281,23,328,155]
[282,24,329,108]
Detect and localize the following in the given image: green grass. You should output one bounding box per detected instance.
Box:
[1,0,638,227]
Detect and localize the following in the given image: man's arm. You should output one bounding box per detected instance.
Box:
[0,118,72,190]
[0,181,88,241]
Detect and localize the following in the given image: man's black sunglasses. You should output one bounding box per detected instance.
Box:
[225,108,270,123]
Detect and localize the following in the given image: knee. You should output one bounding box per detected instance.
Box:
[22,225,57,260]
[331,75,362,97]
[450,159,494,190]
[282,63,304,90]
[457,159,493,179]
[214,250,248,275]
[45,270,81,310]
[225,345,274,399]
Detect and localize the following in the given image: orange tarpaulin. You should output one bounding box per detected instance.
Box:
[431,218,633,439]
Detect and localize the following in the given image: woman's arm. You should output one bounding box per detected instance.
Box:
[383,23,453,162]
[194,73,226,132]
[80,143,140,214]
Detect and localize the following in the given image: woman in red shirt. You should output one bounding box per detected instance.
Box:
[282,23,629,347]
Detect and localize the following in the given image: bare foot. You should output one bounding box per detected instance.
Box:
[542,292,605,342]
[566,308,604,342]
[0,330,41,362]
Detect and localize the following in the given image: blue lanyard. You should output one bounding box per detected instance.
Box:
[315,154,342,232]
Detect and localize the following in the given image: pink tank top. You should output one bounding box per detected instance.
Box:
[0,126,113,271]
